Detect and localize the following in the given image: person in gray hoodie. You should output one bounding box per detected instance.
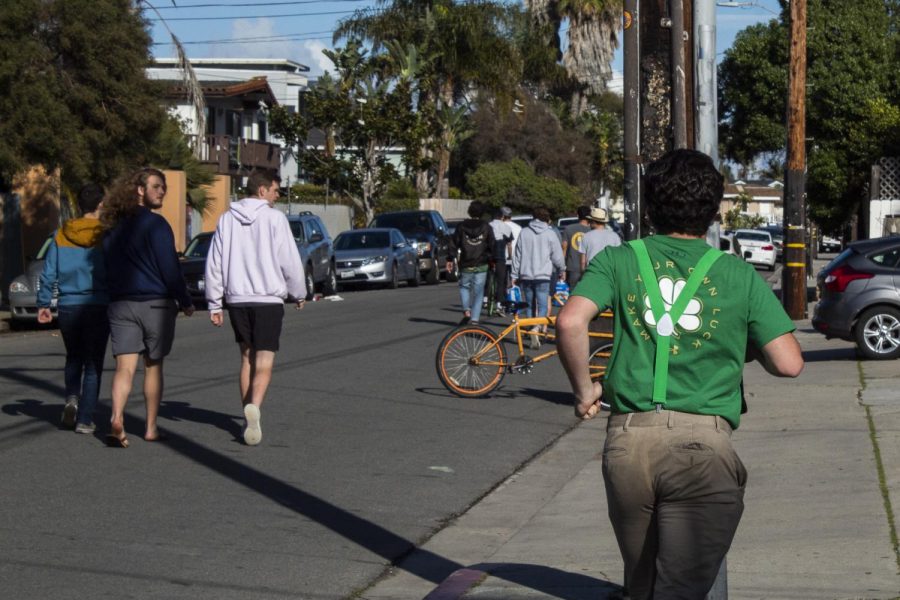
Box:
[205,170,306,446]
[511,207,565,347]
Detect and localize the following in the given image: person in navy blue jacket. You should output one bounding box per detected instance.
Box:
[101,167,194,447]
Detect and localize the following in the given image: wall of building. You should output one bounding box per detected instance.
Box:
[274,203,353,238]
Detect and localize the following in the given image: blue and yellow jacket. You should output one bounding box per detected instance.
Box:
[37,217,109,307]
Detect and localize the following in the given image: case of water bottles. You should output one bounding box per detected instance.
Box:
[552,280,570,307]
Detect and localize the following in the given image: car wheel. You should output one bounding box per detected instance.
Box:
[854,306,900,360]
[323,263,337,296]
[408,267,420,287]
[425,262,440,285]
[305,264,315,301]
[388,263,399,289]
[446,258,460,282]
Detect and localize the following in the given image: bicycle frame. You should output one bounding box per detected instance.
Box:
[467,311,613,373]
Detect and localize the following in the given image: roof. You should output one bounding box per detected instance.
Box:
[152,57,310,73]
[159,76,278,104]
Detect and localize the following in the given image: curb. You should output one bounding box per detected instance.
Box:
[423,569,487,600]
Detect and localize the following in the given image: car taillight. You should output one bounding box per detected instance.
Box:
[761,244,774,251]
[824,264,873,293]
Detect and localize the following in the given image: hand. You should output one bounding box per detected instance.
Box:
[37,308,53,324]
[210,311,224,327]
[295,299,306,311]
[182,305,195,317]
[574,381,603,420]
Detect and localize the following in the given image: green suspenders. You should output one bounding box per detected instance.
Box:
[630,240,723,407]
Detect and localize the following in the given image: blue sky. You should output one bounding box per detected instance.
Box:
[148,0,783,85]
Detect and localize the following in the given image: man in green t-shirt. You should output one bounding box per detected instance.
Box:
[557,149,803,600]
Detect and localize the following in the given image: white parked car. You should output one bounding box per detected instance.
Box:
[733,229,777,271]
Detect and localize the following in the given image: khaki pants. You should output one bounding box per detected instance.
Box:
[603,410,747,600]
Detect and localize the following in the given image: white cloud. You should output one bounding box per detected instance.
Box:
[204,18,333,75]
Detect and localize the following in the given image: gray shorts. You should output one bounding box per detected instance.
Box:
[108,299,178,360]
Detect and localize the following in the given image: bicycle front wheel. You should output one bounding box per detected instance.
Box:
[588,342,613,381]
[436,325,507,397]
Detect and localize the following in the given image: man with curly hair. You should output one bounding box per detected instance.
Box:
[557,149,803,599]
[102,167,194,447]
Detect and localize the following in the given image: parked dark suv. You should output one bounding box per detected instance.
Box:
[286,212,337,299]
[812,236,900,359]
[179,211,336,304]
[369,210,459,284]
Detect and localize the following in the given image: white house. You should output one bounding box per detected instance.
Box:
[147,58,311,182]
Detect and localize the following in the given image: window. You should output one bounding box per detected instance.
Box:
[868,246,900,268]
[290,221,305,242]
[307,218,323,240]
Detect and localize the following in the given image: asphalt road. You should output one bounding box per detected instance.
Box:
[0,283,582,599]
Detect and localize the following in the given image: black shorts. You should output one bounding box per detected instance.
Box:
[227,303,284,352]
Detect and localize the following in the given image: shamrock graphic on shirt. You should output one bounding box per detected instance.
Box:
[643,276,703,333]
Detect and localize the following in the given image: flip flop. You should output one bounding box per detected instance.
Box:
[105,433,130,448]
[144,432,170,442]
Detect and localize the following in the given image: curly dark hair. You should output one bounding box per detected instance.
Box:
[644,149,723,236]
[101,167,166,228]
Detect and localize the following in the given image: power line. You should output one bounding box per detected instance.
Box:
[147,9,363,20]
[152,0,366,7]
[152,30,334,45]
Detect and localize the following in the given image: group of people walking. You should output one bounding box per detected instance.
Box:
[38,167,305,447]
[448,202,622,348]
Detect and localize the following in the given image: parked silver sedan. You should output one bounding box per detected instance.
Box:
[333,228,420,290]
[8,236,57,326]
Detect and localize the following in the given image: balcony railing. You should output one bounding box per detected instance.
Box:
[190,135,281,175]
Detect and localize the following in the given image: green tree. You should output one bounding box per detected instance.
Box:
[146,116,216,214]
[718,0,896,229]
[0,0,164,189]
[269,43,417,223]
[336,0,522,197]
[467,158,582,215]
[525,0,622,118]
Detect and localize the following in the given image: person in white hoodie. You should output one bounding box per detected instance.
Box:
[205,170,307,446]
[511,207,565,348]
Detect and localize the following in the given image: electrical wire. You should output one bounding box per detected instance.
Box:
[153,0,367,7]
[147,9,365,20]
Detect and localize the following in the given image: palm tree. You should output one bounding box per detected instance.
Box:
[336,0,522,197]
[524,0,622,119]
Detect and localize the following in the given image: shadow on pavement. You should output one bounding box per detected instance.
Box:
[466,562,625,599]
[158,400,243,441]
[802,347,858,362]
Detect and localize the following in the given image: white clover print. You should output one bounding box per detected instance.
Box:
[643,276,703,334]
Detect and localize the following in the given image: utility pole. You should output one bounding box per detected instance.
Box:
[623,0,641,241]
[782,0,807,318]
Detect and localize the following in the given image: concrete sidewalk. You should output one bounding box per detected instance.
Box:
[362,319,900,599]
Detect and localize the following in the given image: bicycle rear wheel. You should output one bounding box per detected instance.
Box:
[436,325,507,397]
[588,342,613,381]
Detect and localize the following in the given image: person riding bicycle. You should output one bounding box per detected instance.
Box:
[557,149,803,599]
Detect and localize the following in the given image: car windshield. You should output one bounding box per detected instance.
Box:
[736,232,770,242]
[35,236,53,260]
[335,231,390,250]
[372,213,433,234]
[183,235,212,258]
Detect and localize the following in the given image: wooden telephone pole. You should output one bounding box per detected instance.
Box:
[783,0,808,318]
